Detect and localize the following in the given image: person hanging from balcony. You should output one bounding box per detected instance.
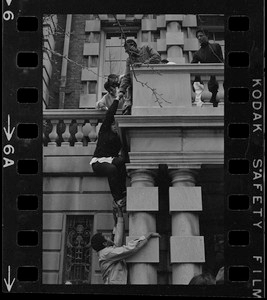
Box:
[90,98,127,217]
[96,74,124,111]
[91,207,160,284]
[191,28,224,107]
[118,39,161,114]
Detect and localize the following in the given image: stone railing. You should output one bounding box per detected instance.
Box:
[131,63,224,115]
[43,109,112,147]
[43,64,224,146]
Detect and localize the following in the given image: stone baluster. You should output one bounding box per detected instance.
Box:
[191,74,224,106]
[217,75,224,104]
[193,81,204,107]
[201,75,211,102]
[126,169,159,284]
[75,120,84,147]
[88,119,99,142]
[62,119,71,146]
[169,169,205,284]
[48,120,58,147]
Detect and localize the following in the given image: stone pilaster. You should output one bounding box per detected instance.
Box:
[169,169,205,284]
[126,169,159,284]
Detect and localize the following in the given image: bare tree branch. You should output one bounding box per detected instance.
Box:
[43,46,107,80]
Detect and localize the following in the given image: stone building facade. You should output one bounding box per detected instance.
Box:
[43,14,224,285]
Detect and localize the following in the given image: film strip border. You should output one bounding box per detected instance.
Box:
[2,0,265,296]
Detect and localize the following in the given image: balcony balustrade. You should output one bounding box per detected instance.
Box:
[43,109,110,147]
[131,63,224,115]
[43,64,224,147]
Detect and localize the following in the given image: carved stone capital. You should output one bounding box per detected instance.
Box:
[169,169,198,187]
[128,169,157,187]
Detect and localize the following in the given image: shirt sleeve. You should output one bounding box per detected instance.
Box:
[96,94,107,109]
[99,99,119,133]
[119,58,131,94]
[191,52,200,63]
[146,46,161,64]
[113,217,124,247]
[215,44,224,63]
[101,236,148,262]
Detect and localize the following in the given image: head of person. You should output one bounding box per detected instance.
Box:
[91,233,114,252]
[107,74,120,88]
[189,273,216,285]
[104,74,120,96]
[196,28,210,45]
[124,39,139,56]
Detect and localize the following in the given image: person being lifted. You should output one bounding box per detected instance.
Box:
[118,39,161,114]
[91,206,160,284]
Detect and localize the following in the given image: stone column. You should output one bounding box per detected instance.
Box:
[169,169,205,284]
[165,16,185,64]
[126,169,159,284]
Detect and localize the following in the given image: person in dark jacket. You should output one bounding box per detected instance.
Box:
[191,28,224,107]
[118,39,161,114]
[90,98,126,215]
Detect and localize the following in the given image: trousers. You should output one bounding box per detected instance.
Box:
[92,157,127,202]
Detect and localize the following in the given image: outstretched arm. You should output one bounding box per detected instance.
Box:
[104,232,160,262]
[119,58,131,95]
[146,46,161,64]
[215,44,224,63]
[99,99,119,132]
[113,208,124,247]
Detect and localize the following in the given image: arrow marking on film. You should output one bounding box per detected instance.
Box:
[3,115,15,141]
[4,266,15,292]
[6,0,12,6]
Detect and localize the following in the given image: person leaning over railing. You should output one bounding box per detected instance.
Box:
[118,39,161,114]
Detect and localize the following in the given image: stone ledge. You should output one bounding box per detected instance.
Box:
[170,236,205,263]
[125,236,159,263]
[127,187,158,211]
[169,187,202,211]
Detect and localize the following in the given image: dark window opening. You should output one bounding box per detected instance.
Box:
[63,215,93,284]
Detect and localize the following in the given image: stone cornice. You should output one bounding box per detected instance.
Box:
[127,151,223,169]
[131,63,224,75]
[116,112,224,128]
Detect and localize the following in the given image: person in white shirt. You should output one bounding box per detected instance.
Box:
[96,74,124,111]
[91,208,160,284]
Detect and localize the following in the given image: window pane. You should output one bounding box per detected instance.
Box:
[63,215,93,284]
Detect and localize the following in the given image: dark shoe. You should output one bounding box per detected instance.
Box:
[210,92,217,103]
[213,101,219,107]
[210,92,219,107]
[122,105,132,115]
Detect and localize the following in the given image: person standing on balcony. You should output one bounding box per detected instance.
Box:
[91,207,160,284]
[96,74,124,111]
[118,39,161,114]
[191,28,224,107]
[90,98,127,220]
